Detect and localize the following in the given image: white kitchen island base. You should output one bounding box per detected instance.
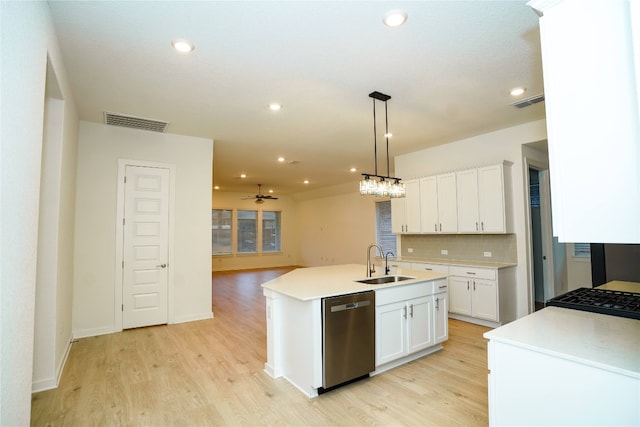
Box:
[262,264,449,398]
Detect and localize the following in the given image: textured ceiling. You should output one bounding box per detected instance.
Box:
[48,0,545,197]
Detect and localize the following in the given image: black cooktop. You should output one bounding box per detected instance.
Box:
[546,287,640,320]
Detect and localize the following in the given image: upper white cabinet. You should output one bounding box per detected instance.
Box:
[420,173,457,233]
[528,0,640,243]
[391,178,421,233]
[456,163,511,234]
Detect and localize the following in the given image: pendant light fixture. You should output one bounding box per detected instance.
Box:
[359,91,405,198]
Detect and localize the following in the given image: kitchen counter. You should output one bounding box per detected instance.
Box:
[398,257,516,269]
[597,280,640,293]
[484,302,640,425]
[484,306,640,378]
[261,263,447,301]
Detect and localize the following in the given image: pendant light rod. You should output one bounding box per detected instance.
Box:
[385,98,390,178]
[372,95,378,176]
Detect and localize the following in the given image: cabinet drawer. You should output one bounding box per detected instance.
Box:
[376,280,445,306]
[449,266,496,280]
[410,263,449,274]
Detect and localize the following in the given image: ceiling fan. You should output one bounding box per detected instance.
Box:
[243,184,278,204]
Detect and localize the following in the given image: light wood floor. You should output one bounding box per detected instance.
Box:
[31,267,492,426]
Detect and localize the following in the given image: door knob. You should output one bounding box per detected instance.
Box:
[156,263,167,268]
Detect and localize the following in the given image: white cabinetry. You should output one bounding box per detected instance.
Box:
[434,283,448,344]
[448,266,515,327]
[528,0,640,243]
[419,173,457,233]
[456,164,510,234]
[391,179,421,233]
[375,280,447,371]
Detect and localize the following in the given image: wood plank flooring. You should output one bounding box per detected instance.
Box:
[31,267,492,426]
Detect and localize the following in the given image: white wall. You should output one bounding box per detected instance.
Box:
[295,182,380,267]
[212,191,299,271]
[33,55,79,393]
[1,1,78,424]
[566,244,592,291]
[73,122,213,337]
[395,120,548,318]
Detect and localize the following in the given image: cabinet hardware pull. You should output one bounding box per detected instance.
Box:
[403,306,407,319]
[476,222,478,231]
[438,285,447,289]
[435,297,440,310]
[409,304,414,317]
[439,223,442,231]
[481,222,484,231]
[434,224,437,232]
[467,280,470,291]
[466,271,476,275]
[473,280,476,291]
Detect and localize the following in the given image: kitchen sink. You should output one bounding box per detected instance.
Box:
[355,275,415,285]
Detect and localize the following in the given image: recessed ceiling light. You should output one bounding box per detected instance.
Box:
[171,38,195,53]
[384,10,408,27]
[240,174,247,179]
[268,189,274,193]
[350,167,357,173]
[214,185,219,190]
[510,87,527,97]
[269,103,283,111]
[303,180,310,184]
[277,157,285,162]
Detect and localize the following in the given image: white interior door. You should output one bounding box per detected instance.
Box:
[122,165,169,329]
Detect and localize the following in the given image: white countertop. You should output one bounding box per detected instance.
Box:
[261,264,447,301]
[398,257,516,269]
[484,306,640,378]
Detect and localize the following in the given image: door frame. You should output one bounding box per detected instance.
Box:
[523,157,555,313]
[114,159,176,331]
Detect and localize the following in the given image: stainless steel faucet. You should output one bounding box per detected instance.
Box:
[384,251,395,275]
[366,243,384,277]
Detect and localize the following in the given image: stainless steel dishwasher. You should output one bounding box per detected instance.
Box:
[321,290,375,392]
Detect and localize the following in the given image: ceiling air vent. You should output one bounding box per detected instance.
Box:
[103,111,169,133]
[512,93,545,109]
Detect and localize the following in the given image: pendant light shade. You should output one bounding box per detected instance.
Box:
[359,91,405,198]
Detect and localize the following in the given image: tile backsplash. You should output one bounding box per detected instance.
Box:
[400,234,517,264]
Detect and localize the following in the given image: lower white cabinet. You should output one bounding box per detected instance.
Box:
[375,280,447,368]
[434,283,448,344]
[448,266,515,326]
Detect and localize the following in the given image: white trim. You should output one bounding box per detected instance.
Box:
[172,312,214,324]
[31,337,74,393]
[73,326,118,339]
[115,159,176,331]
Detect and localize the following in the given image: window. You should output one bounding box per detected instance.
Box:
[375,201,396,255]
[237,210,257,253]
[212,209,232,254]
[262,211,281,252]
[574,243,591,258]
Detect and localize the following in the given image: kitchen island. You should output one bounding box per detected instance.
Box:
[484,297,640,425]
[261,264,448,397]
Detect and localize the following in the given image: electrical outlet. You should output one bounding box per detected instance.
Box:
[441,249,448,255]
[484,251,492,257]
[407,248,414,253]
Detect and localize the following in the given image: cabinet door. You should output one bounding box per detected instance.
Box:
[404,179,422,233]
[456,169,480,233]
[472,279,498,322]
[407,296,434,354]
[437,173,458,233]
[391,197,406,234]
[434,292,448,344]
[448,276,472,316]
[419,176,439,233]
[375,301,407,366]
[478,165,505,233]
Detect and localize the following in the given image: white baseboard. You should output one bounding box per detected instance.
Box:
[172,311,213,324]
[73,326,117,339]
[32,336,73,393]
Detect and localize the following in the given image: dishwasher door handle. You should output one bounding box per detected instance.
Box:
[330,300,371,312]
